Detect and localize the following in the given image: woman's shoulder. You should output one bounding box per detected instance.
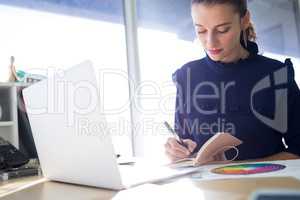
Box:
[255,54,293,71]
[172,58,207,83]
[255,54,295,80]
[180,57,207,72]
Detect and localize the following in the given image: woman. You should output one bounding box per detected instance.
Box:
[165,0,300,163]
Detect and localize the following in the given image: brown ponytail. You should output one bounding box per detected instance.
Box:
[245,21,256,42]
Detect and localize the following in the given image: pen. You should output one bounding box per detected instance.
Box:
[163,121,190,152]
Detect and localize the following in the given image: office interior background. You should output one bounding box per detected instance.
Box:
[0,0,299,159]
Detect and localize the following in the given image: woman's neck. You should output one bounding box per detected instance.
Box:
[220,45,250,63]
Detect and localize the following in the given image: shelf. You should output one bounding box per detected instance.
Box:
[0,121,14,126]
[0,84,19,147]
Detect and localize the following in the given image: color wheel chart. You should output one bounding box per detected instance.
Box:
[211,163,286,175]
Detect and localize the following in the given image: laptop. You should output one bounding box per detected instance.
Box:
[22,61,199,190]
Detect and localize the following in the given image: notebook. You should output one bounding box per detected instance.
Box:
[169,132,243,168]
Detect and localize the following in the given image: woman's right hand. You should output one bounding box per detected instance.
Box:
[164,137,197,162]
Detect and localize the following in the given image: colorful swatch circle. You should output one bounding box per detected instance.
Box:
[211,163,286,175]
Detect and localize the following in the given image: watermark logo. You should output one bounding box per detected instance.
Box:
[250,67,288,133]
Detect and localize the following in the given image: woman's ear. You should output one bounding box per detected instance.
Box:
[241,10,251,30]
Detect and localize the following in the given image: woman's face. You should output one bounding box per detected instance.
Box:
[191,3,247,62]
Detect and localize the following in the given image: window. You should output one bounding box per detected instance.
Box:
[0,0,132,156]
[136,0,203,158]
[249,0,300,57]
[249,0,300,84]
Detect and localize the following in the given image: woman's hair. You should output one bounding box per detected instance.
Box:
[191,0,256,42]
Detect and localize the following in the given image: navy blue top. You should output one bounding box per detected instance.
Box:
[173,41,300,160]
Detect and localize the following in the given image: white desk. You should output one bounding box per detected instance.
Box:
[1,176,300,200]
